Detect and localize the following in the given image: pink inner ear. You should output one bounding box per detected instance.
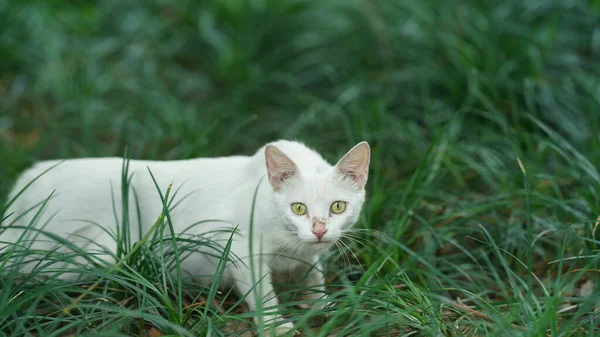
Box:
[265,145,298,191]
[336,142,370,188]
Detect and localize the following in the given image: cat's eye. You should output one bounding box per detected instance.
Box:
[330,201,347,214]
[291,202,307,215]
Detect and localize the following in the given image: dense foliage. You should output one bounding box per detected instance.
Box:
[1,0,599,336]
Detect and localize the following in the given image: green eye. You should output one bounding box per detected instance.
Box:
[291,202,307,215]
[330,201,347,214]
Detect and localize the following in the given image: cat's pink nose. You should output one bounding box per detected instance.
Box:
[312,218,328,241]
[312,222,328,241]
[312,227,327,240]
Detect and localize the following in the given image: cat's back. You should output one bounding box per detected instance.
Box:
[4,155,253,227]
[7,157,124,208]
[9,153,252,191]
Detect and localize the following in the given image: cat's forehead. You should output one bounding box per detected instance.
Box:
[299,164,333,179]
[286,169,352,200]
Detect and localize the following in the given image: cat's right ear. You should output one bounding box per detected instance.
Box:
[334,141,370,189]
[265,145,298,191]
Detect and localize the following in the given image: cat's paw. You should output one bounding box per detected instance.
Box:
[312,300,332,311]
[264,322,298,336]
[296,303,311,310]
[296,301,330,310]
[296,294,331,311]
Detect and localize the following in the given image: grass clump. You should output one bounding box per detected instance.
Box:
[1,0,599,336]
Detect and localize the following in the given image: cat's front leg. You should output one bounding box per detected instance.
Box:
[230,264,296,336]
[299,259,330,310]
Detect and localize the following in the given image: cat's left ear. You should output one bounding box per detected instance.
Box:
[265,144,299,191]
[334,141,370,189]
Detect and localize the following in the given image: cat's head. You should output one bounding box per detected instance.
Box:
[265,141,370,249]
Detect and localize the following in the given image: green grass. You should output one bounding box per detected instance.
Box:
[1,0,600,336]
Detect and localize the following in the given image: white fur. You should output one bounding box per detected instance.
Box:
[1,140,369,335]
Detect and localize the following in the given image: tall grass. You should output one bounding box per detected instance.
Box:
[1,0,599,336]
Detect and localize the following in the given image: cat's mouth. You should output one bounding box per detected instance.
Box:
[309,240,333,246]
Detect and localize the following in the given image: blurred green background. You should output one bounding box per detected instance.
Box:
[2,0,598,187]
[1,0,600,334]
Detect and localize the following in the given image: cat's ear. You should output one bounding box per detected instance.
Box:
[334,141,370,189]
[265,144,298,191]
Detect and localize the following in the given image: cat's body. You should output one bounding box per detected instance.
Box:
[1,140,370,335]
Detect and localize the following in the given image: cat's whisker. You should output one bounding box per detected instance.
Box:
[341,229,381,245]
[333,239,351,271]
[338,240,350,271]
[288,241,305,280]
[342,228,377,233]
[341,231,376,246]
[271,237,301,266]
[273,238,298,256]
[276,235,300,247]
[343,228,390,241]
[281,238,303,268]
[337,237,364,272]
[340,233,379,257]
[341,230,376,240]
[344,228,376,232]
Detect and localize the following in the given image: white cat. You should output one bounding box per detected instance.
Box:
[1,140,370,336]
